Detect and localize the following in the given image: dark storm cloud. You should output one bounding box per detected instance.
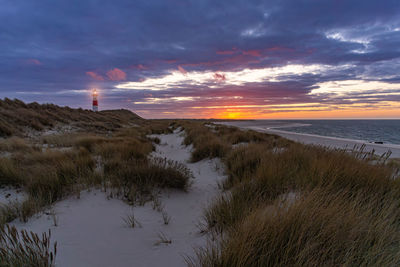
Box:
[0,0,400,116]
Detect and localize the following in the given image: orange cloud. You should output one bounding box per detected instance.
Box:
[106,68,127,81]
[86,71,105,81]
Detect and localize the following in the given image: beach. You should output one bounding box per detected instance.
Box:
[219,121,400,158]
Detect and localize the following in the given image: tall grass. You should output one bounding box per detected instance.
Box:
[184,122,400,266]
[193,188,400,266]
[0,225,56,267]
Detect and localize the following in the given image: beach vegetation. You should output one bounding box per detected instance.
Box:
[182,122,400,266]
[0,225,56,267]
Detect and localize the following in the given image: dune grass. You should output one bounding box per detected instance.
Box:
[182,122,400,266]
[181,121,291,163]
[0,119,191,224]
[0,98,143,137]
[0,224,56,267]
[193,188,400,266]
[181,122,230,162]
[0,148,97,222]
[0,102,192,263]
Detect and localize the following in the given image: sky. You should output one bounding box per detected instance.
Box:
[1,0,400,119]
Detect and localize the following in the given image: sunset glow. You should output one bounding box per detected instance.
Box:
[1,1,399,119]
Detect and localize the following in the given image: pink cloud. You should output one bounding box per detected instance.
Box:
[213,72,226,82]
[86,71,105,81]
[242,50,262,57]
[106,68,127,81]
[178,65,187,75]
[26,59,42,65]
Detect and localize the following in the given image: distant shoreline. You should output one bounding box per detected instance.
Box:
[218,121,400,158]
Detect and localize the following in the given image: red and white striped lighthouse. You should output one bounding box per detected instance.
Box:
[92,89,98,112]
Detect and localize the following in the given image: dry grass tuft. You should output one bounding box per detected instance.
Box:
[154,232,172,246]
[0,224,57,267]
[104,157,193,204]
[122,211,142,228]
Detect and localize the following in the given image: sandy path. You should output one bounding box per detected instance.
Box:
[13,129,223,267]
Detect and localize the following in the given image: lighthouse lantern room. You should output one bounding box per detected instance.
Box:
[92,89,98,112]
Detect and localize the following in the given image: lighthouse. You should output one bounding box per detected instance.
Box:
[92,89,98,112]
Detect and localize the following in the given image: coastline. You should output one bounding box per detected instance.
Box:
[219,121,400,158]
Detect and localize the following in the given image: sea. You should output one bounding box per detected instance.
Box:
[253,120,400,145]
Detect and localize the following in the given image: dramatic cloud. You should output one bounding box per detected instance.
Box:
[106,68,126,81]
[0,0,399,118]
